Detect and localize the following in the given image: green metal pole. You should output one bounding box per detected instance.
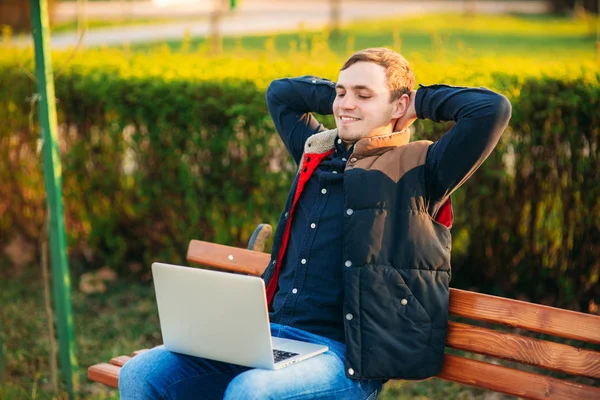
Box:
[29,1,78,398]
[230,0,236,10]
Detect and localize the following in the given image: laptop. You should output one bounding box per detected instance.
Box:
[151,262,328,370]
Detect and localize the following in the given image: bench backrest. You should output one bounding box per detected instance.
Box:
[187,240,600,400]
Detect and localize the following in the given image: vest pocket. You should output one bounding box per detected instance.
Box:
[350,264,433,378]
[367,265,431,324]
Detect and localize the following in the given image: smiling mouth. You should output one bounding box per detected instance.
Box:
[339,116,360,122]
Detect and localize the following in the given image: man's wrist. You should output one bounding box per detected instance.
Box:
[289,76,337,115]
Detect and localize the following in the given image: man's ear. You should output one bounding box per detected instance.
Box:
[391,93,410,119]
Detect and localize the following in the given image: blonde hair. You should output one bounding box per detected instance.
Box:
[341,47,415,102]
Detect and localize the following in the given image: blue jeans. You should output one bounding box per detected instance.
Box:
[119,323,382,399]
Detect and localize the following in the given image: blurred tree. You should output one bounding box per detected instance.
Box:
[549,0,598,13]
[77,0,88,40]
[463,0,476,16]
[330,0,341,38]
[0,0,56,33]
[210,0,227,54]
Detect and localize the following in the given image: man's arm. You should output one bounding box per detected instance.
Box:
[415,84,512,216]
[266,76,337,165]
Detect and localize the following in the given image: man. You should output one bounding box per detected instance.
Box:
[119,47,511,399]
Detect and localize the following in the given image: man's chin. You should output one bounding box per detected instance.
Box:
[338,127,358,138]
[338,131,364,143]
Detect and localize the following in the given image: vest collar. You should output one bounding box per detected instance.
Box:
[353,129,411,157]
[300,128,411,172]
[303,128,411,157]
[303,129,338,155]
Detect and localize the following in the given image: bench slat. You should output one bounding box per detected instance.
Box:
[449,288,600,345]
[447,321,600,379]
[132,349,149,357]
[187,240,269,276]
[438,354,600,400]
[110,355,131,367]
[88,363,120,388]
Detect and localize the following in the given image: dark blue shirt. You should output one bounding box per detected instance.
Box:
[270,138,353,343]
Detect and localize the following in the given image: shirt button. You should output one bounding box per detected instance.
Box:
[345,260,352,267]
[332,171,338,174]
[350,157,357,162]
[292,288,298,294]
[342,157,347,162]
[346,313,353,320]
[272,260,276,265]
[348,368,355,376]
[337,138,342,144]
[321,188,327,194]
[301,259,307,264]
[400,298,408,305]
[310,223,316,229]
[284,211,289,218]
[312,79,317,83]
[346,208,354,215]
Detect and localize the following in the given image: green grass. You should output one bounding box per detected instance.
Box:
[0,265,161,399]
[51,16,209,34]
[129,13,599,64]
[0,265,509,399]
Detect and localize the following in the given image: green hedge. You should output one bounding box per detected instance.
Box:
[1,47,598,312]
[1,65,293,276]
[451,77,600,311]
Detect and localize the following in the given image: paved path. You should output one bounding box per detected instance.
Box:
[19,0,550,49]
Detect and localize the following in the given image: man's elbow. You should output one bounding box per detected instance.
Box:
[493,94,512,127]
[266,79,289,106]
[480,94,512,147]
[266,80,279,106]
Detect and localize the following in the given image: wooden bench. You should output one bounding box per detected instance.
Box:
[88,225,600,399]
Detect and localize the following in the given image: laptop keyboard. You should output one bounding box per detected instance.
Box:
[273,349,299,363]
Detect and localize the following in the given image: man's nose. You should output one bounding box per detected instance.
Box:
[340,95,356,110]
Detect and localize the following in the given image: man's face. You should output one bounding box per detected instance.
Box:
[333,62,399,146]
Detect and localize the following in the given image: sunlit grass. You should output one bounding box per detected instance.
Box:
[0,266,159,399]
[129,13,598,64]
[3,13,597,89]
[51,16,209,34]
[374,13,595,36]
